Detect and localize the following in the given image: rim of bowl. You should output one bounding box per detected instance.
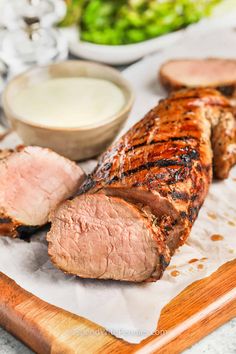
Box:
[2,60,135,132]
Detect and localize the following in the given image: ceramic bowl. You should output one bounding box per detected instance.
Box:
[2,60,134,160]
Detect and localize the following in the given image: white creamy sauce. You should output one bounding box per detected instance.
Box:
[12,77,125,128]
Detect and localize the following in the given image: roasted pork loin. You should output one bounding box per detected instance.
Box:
[0,146,85,237]
[159,59,236,97]
[47,88,236,282]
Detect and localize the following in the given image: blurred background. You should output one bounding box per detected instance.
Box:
[0,0,235,131]
[0,0,235,76]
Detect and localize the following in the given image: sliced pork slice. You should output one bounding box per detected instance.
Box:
[159,59,236,96]
[47,194,170,282]
[47,88,236,282]
[0,146,85,238]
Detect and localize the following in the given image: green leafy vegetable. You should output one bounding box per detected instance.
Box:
[61,0,222,45]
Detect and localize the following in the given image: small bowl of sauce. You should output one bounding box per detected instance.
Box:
[2,61,134,160]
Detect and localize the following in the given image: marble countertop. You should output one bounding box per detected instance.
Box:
[0,318,235,354]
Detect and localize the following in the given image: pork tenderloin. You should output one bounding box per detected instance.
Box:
[47,88,236,282]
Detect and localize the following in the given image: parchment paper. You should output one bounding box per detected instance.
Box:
[0,28,236,344]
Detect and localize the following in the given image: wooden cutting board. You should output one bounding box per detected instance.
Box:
[0,259,235,354]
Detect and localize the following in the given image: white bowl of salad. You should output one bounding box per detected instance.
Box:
[60,0,235,65]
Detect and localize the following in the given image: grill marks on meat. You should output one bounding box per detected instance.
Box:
[48,88,236,282]
[90,89,229,191]
[0,146,85,238]
[159,59,236,97]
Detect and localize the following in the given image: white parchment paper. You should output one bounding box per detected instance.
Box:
[0,28,236,344]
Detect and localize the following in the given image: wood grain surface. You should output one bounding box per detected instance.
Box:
[0,259,235,354]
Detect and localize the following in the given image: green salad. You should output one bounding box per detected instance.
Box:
[60,0,221,45]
